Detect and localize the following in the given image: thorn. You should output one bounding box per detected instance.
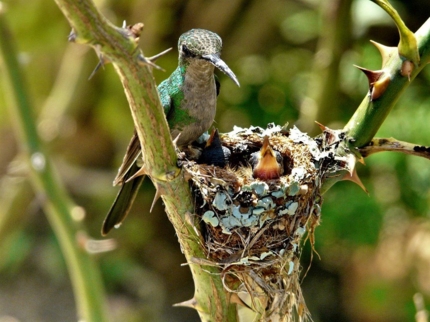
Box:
[354,65,390,101]
[137,53,164,71]
[88,54,107,80]
[280,122,289,134]
[125,166,147,183]
[342,168,368,194]
[173,297,198,309]
[68,29,89,44]
[68,29,77,42]
[357,154,366,165]
[371,73,391,100]
[172,133,182,149]
[370,40,396,68]
[315,122,339,145]
[150,188,162,213]
[147,47,173,63]
[354,65,384,84]
[315,121,327,132]
[401,60,414,81]
[122,20,127,28]
[345,153,356,176]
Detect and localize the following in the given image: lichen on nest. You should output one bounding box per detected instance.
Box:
[180,123,340,320]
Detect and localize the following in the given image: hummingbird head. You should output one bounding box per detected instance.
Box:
[178,29,240,87]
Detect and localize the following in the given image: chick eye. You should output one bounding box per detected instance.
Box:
[182,45,196,58]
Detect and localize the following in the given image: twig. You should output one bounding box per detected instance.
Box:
[0,4,108,321]
[359,137,430,160]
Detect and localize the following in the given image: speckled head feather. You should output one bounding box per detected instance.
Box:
[178,29,222,58]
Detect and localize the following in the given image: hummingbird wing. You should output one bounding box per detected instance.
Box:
[113,131,142,186]
[103,81,172,235]
[114,77,173,187]
[102,162,145,236]
[214,74,220,96]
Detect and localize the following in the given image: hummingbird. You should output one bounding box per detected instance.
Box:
[250,136,284,180]
[102,29,240,236]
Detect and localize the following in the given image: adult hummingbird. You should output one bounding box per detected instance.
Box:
[102,29,240,235]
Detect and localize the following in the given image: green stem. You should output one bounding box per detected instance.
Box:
[344,18,430,148]
[53,0,237,320]
[371,0,419,64]
[0,6,108,322]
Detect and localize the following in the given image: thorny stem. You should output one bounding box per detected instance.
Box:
[0,4,108,322]
[344,18,430,148]
[371,0,420,65]
[54,0,238,320]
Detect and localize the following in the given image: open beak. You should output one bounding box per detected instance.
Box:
[252,136,283,180]
[202,53,240,87]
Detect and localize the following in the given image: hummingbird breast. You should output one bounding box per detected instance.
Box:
[172,61,217,147]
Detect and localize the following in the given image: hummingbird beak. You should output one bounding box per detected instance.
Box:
[202,53,240,87]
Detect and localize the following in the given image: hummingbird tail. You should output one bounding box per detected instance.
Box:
[102,173,145,236]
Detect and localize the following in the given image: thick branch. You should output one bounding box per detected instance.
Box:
[54,0,238,320]
[55,0,177,179]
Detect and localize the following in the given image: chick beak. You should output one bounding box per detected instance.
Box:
[252,137,283,180]
[202,53,240,87]
[205,128,217,148]
[199,128,231,167]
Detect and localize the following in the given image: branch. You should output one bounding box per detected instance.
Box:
[359,137,430,160]
[54,0,238,320]
[344,17,430,147]
[0,4,108,321]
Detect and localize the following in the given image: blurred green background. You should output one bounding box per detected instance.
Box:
[0,0,430,321]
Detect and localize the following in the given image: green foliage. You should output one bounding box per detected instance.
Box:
[1,0,430,321]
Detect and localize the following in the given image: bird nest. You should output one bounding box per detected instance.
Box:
[182,123,342,321]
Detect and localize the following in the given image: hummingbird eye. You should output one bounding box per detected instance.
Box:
[182,44,196,58]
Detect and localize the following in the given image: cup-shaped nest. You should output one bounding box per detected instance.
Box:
[182,124,335,320]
